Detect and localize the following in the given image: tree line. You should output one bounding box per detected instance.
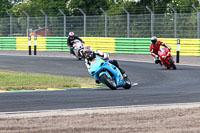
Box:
[0,0,200,17]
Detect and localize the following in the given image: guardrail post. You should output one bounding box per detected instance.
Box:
[146,6,154,37]
[169,6,177,38]
[28,36,31,55]
[100,8,108,37]
[6,11,12,37]
[176,39,180,63]
[59,9,66,37]
[122,7,130,38]
[192,4,200,38]
[41,10,48,37]
[79,9,86,37]
[22,11,30,37]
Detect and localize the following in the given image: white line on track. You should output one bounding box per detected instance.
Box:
[1,102,200,118]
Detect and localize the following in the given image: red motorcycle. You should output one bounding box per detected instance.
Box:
[158,47,176,70]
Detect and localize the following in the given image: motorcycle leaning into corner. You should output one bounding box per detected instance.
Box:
[158,47,176,70]
[88,57,132,90]
[72,39,85,60]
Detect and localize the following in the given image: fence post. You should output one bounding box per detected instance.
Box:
[59,9,66,37]
[122,7,130,38]
[146,6,154,37]
[192,4,200,38]
[22,11,30,37]
[169,6,177,38]
[79,9,86,37]
[28,36,31,55]
[41,10,48,37]
[100,8,108,37]
[176,39,180,63]
[6,11,12,37]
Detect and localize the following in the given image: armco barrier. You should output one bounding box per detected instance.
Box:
[115,38,150,54]
[36,37,47,51]
[0,37,200,56]
[83,37,116,53]
[179,39,200,56]
[46,37,68,51]
[159,38,200,56]
[16,37,28,50]
[0,37,16,50]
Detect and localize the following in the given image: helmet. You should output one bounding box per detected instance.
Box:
[151,36,157,44]
[68,32,75,37]
[83,46,92,58]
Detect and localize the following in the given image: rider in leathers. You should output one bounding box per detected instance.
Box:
[67,32,84,55]
[149,36,171,64]
[81,47,127,84]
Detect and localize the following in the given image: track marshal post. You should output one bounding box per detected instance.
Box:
[176,39,180,63]
[34,36,37,55]
[28,36,31,55]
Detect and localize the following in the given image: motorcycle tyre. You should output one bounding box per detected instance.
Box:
[168,58,176,70]
[100,74,117,90]
[123,77,131,89]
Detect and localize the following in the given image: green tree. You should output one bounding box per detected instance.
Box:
[170,0,200,13]
[9,0,68,17]
[0,0,12,17]
[67,0,112,15]
[106,1,137,15]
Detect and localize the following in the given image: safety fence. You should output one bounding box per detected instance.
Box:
[0,37,199,56]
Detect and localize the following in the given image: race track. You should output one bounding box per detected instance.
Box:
[0,55,200,112]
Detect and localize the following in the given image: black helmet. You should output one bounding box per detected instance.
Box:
[151,36,157,44]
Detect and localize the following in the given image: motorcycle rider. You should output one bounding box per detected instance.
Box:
[67,32,84,55]
[81,47,128,84]
[149,36,171,64]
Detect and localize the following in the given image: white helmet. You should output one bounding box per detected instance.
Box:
[69,32,75,37]
[151,36,157,44]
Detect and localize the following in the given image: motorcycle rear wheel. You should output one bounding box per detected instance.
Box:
[100,74,117,90]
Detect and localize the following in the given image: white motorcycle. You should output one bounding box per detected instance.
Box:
[72,39,85,60]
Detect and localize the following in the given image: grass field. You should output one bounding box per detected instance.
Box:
[0,70,95,90]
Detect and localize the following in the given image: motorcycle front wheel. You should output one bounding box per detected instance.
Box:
[123,77,131,89]
[100,74,117,90]
[168,58,176,70]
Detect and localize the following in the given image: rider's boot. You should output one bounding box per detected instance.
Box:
[70,47,75,55]
[118,66,128,79]
[159,62,162,66]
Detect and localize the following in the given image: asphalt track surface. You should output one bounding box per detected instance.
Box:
[0,54,200,112]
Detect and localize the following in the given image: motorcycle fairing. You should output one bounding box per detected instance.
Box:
[89,57,126,87]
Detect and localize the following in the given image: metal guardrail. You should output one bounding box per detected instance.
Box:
[0,37,199,56]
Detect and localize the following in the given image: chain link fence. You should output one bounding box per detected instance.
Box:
[0,8,199,38]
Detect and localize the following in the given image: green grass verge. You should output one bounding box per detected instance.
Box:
[0,70,95,90]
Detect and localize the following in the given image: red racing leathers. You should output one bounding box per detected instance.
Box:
[149,40,170,60]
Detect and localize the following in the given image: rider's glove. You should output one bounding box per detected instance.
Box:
[103,53,109,60]
[155,54,159,58]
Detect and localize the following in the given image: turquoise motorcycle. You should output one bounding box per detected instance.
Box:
[89,57,131,90]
